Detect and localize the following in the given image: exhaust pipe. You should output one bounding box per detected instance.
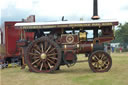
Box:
[92,0,100,20]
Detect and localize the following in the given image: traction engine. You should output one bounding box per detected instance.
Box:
[14,0,118,73]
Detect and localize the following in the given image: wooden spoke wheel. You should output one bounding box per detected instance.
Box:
[88,50,112,72]
[25,37,61,73]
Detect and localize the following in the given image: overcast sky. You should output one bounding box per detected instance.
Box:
[0,0,128,26]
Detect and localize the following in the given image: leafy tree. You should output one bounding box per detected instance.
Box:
[113,23,128,48]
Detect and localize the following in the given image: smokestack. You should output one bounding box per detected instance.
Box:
[92,0,100,20]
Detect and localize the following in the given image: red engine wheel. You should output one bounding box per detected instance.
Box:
[88,50,112,72]
[25,37,61,73]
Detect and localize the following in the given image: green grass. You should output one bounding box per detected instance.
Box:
[1,53,128,85]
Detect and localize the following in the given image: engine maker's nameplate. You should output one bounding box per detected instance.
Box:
[61,34,79,44]
[66,35,74,44]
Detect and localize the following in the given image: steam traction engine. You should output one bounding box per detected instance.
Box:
[15,0,118,73]
[15,20,118,73]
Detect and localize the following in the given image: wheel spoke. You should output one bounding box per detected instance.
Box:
[48,48,56,53]
[34,44,42,53]
[37,60,42,66]
[92,62,97,67]
[101,62,105,66]
[100,53,103,60]
[49,57,58,60]
[103,56,108,61]
[101,55,105,60]
[94,55,100,61]
[32,56,39,59]
[40,62,43,71]
[97,63,100,68]
[99,65,103,70]
[95,53,100,58]
[33,48,41,54]
[32,59,40,65]
[47,53,58,57]
[46,61,50,69]
[47,61,52,68]
[40,43,44,53]
[92,57,98,62]
[29,53,39,56]
[93,62,96,67]
[47,58,55,65]
[45,45,52,53]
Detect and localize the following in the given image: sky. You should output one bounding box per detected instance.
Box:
[0,0,128,27]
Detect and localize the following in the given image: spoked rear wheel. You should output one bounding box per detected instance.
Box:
[25,37,61,73]
[88,50,112,72]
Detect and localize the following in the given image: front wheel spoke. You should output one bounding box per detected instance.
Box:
[92,62,97,67]
[94,55,100,61]
[32,59,40,65]
[103,61,108,66]
[103,64,108,68]
[95,53,100,59]
[103,58,109,62]
[92,57,98,62]
[94,62,97,67]
[97,63,100,68]
[101,62,105,66]
[99,65,103,69]
[100,54,104,60]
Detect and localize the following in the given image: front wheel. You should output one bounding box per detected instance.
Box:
[88,50,112,72]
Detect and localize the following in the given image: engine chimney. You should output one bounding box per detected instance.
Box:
[92,0,100,20]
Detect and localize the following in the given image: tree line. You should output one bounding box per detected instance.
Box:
[112,23,128,48]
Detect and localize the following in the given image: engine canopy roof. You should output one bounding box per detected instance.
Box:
[15,20,118,29]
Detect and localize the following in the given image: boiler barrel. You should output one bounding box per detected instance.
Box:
[78,44,93,53]
[79,43,104,53]
[62,43,104,53]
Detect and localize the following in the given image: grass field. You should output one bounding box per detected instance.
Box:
[0,52,128,85]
